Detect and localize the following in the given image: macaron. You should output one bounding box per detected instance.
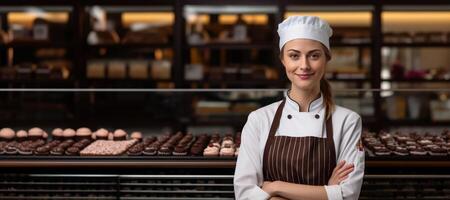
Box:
[113,129,127,141]
[130,131,142,141]
[28,127,44,140]
[0,128,15,141]
[95,128,109,140]
[63,128,76,139]
[52,128,64,140]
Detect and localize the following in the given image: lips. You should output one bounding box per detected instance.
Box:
[295,73,315,80]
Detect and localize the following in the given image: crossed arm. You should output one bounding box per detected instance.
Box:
[262,160,354,200]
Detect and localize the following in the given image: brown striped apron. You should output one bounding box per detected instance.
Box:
[263,99,336,185]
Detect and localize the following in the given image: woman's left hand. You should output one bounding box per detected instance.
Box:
[262,181,279,197]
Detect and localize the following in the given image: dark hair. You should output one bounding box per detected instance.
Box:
[280,44,335,119]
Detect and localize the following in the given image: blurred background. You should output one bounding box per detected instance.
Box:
[0,0,449,200]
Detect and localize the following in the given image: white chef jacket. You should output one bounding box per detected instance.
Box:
[234,91,364,200]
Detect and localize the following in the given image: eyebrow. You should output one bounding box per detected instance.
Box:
[287,49,322,54]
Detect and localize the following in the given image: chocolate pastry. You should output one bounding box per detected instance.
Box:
[50,146,65,155]
[393,146,409,156]
[429,146,447,156]
[410,147,427,156]
[127,143,145,156]
[173,144,188,156]
[158,144,173,156]
[5,141,18,155]
[35,146,50,155]
[17,144,33,155]
[65,147,80,156]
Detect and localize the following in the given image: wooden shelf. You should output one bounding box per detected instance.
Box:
[381,79,450,83]
[81,0,175,6]
[332,42,372,47]
[0,79,76,85]
[183,0,277,6]
[88,43,172,49]
[188,43,274,50]
[384,119,450,126]
[0,0,73,6]
[382,42,450,47]
[328,78,370,82]
[1,41,71,48]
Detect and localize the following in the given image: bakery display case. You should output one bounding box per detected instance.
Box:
[84,5,175,88]
[0,89,449,199]
[182,4,282,88]
[0,6,73,85]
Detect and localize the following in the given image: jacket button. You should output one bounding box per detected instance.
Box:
[315,114,320,119]
[287,115,292,119]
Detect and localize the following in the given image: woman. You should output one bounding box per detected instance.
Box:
[234,16,365,200]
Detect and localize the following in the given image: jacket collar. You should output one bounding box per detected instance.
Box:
[284,90,323,113]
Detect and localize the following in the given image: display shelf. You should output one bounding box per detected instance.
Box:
[182,0,277,6]
[0,156,449,168]
[87,43,173,49]
[0,0,448,133]
[184,80,287,87]
[332,42,372,47]
[328,78,370,82]
[1,41,72,48]
[81,0,175,6]
[382,42,450,47]
[381,79,450,83]
[384,119,450,127]
[0,0,74,6]
[188,43,274,50]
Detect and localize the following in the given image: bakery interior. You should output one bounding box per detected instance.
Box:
[0,0,449,199]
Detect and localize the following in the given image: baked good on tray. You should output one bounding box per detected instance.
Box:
[80,139,137,156]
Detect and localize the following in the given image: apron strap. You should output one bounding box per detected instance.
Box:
[325,108,336,163]
[263,99,286,174]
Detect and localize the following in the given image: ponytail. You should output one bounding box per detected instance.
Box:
[321,44,334,119]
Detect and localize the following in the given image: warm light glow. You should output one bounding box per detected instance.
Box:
[219,14,268,24]
[186,14,210,24]
[285,12,372,27]
[122,12,174,27]
[8,12,69,28]
[383,11,450,26]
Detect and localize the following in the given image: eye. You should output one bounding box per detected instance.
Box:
[309,53,321,60]
[288,54,299,60]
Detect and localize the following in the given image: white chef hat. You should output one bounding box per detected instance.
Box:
[277,16,333,50]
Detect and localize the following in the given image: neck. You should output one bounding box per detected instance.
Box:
[288,85,321,112]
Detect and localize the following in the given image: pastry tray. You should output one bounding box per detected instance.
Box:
[0,155,237,161]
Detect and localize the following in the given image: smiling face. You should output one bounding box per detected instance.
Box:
[281,39,329,92]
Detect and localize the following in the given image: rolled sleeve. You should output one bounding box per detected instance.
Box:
[325,185,343,200]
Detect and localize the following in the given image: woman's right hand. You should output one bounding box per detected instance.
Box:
[328,160,354,185]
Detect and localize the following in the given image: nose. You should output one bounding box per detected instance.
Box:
[299,55,311,71]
